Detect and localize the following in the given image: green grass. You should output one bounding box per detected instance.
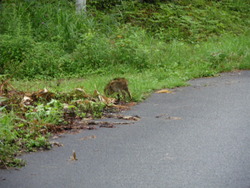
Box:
[11,33,250,101]
[2,32,250,168]
[0,0,249,79]
[0,0,250,168]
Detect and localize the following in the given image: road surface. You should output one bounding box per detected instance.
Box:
[1,71,250,188]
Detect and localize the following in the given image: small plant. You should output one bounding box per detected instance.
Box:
[0,35,34,75]
[25,136,51,152]
[25,99,65,125]
[0,103,53,168]
[0,108,25,168]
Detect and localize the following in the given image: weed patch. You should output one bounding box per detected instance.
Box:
[0,78,136,168]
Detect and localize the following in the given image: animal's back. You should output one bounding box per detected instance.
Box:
[110,78,128,92]
[104,78,131,99]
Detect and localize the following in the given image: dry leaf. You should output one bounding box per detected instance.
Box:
[155,89,173,94]
[75,88,86,93]
[99,124,115,128]
[52,136,59,139]
[93,90,116,104]
[86,121,116,128]
[21,96,33,106]
[117,115,140,121]
[112,104,130,110]
[155,114,168,118]
[83,120,133,128]
[50,141,64,147]
[31,88,55,101]
[70,150,78,161]
[156,114,182,120]
[106,114,140,121]
[80,135,96,141]
[166,116,182,120]
[101,95,116,104]
[75,88,90,98]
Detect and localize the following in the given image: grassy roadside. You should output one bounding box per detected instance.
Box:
[0,0,250,168]
[2,33,250,169]
[12,33,250,100]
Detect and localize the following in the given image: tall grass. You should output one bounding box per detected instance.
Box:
[11,33,250,101]
[0,0,249,79]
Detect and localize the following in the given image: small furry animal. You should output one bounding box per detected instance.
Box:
[104,78,132,101]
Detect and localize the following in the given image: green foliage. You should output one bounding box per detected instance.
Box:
[89,0,124,10]
[0,35,34,74]
[0,108,17,143]
[0,106,51,168]
[119,1,250,42]
[21,42,69,79]
[25,99,65,125]
[0,110,23,168]
[74,101,106,118]
[0,141,25,168]
[0,35,72,79]
[24,136,50,151]
[0,0,249,79]
[72,27,150,73]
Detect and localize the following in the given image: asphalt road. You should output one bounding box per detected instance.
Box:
[1,71,250,188]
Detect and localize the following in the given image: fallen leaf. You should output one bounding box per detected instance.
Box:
[126,102,137,107]
[155,89,173,94]
[70,150,78,161]
[84,120,133,128]
[156,114,182,120]
[50,141,64,147]
[80,135,96,141]
[52,136,59,139]
[21,96,33,106]
[106,114,140,121]
[155,113,168,118]
[86,121,116,128]
[102,95,116,104]
[30,88,55,101]
[74,88,90,98]
[117,115,140,121]
[166,116,182,120]
[99,124,115,128]
[112,104,130,110]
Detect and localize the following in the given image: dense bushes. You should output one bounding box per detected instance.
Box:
[0,30,151,79]
[0,35,33,75]
[0,0,249,79]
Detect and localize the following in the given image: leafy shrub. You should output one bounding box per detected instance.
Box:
[0,36,71,79]
[25,99,65,125]
[20,42,67,79]
[72,32,112,70]
[0,0,249,80]
[72,29,150,73]
[89,0,124,10]
[0,108,24,168]
[0,35,34,74]
[120,1,250,42]
[112,27,150,71]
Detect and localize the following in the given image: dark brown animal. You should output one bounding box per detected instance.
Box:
[104,78,132,101]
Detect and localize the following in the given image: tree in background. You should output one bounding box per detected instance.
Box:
[76,0,86,13]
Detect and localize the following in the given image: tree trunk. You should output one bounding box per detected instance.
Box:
[76,0,86,13]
